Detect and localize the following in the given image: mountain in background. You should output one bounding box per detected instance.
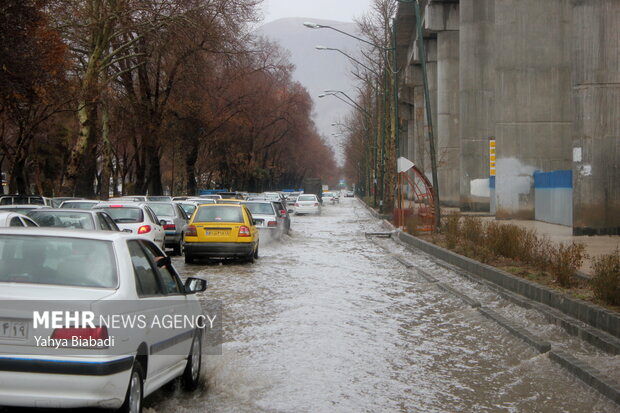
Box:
[257,18,362,163]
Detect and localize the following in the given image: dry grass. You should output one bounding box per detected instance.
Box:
[591,250,620,306]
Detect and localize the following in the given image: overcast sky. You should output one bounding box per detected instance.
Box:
[262,0,374,23]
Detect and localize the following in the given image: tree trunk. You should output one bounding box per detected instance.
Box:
[99,105,111,199]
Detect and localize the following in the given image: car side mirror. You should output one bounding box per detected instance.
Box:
[185,277,207,294]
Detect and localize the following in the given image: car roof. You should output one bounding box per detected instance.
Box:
[0,227,131,240]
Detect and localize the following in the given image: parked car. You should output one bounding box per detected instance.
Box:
[0,211,38,227]
[184,204,259,264]
[59,199,100,210]
[93,203,165,249]
[243,201,284,239]
[271,200,291,234]
[0,195,52,206]
[0,204,51,214]
[345,190,354,197]
[146,202,189,255]
[0,228,207,411]
[294,194,321,215]
[27,209,120,231]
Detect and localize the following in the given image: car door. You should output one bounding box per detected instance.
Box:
[140,241,193,369]
[126,240,176,386]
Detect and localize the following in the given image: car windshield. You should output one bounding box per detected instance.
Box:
[180,204,197,216]
[28,211,95,230]
[0,235,118,288]
[147,203,174,217]
[97,207,143,223]
[244,203,274,215]
[298,196,316,201]
[195,206,243,223]
[60,202,96,210]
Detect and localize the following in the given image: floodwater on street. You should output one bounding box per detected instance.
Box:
[145,198,618,413]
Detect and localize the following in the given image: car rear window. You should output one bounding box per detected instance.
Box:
[244,203,275,215]
[0,235,118,288]
[147,196,171,202]
[194,206,243,223]
[147,203,174,217]
[60,202,96,210]
[28,211,95,230]
[97,207,144,223]
[298,195,316,201]
[179,204,197,216]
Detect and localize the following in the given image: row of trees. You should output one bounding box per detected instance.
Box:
[0,0,337,197]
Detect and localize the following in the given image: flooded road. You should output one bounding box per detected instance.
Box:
[150,198,617,412]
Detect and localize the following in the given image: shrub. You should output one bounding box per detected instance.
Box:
[461,216,483,245]
[591,250,620,305]
[548,242,587,288]
[442,213,460,249]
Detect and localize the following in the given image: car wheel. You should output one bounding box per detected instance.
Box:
[118,362,144,413]
[254,246,259,259]
[173,237,183,256]
[182,331,202,391]
[185,254,195,264]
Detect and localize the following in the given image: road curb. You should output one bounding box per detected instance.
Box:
[420,256,620,355]
[395,230,620,340]
[549,350,620,405]
[478,307,551,353]
[356,197,390,221]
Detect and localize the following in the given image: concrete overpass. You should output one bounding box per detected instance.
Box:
[395,0,620,235]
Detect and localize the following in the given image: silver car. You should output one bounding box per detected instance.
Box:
[243,201,284,240]
[27,209,120,231]
[146,202,189,255]
[93,203,165,249]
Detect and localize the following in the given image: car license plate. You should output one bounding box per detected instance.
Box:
[205,230,229,236]
[0,319,28,340]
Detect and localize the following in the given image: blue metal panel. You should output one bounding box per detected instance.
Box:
[534,170,572,189]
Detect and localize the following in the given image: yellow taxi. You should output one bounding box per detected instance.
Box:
[184,204,259,264]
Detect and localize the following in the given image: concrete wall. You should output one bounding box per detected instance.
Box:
[437,29,461,206]
[395,0,618,232]
[494,0,573,219]
[459,0,494,211]
[571,0,620,235]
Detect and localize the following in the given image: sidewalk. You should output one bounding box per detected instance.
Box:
[476,216,620,276]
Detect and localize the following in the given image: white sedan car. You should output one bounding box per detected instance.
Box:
[0,228,208,412]
[93,203,165,249]
[294,194,321,215]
